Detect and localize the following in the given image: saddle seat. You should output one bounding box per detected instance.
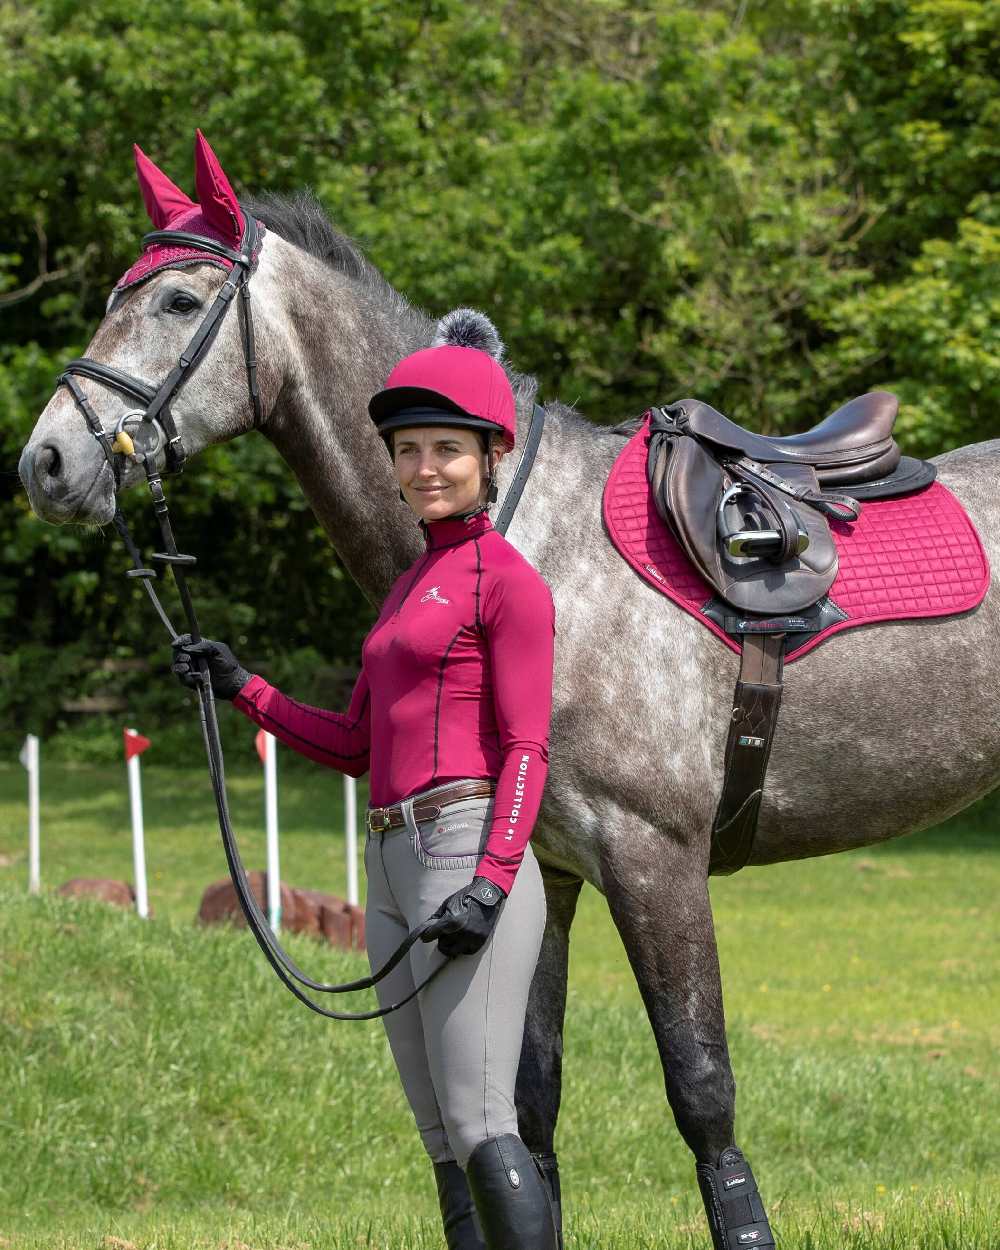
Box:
[682,390,900,485]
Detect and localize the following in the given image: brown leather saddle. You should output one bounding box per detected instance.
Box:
[639,391,936,875]
[646,392,902,612]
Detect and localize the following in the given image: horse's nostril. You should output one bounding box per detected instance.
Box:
[37,444,62,480]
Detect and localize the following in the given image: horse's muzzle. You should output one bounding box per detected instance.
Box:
[19,440,115,525]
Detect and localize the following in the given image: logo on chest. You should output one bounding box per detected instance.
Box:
[420,585,451,605]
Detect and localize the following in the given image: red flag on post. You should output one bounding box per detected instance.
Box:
[255,729,268,766]
[123,727,152,761]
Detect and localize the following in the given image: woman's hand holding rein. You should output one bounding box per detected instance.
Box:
[171,634,252,700]
[420,876,507,957]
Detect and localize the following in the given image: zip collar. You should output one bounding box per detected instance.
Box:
[419,507,494,550]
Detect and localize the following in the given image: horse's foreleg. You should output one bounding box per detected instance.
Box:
[601,833,776,1249]
[516,863,584,1249]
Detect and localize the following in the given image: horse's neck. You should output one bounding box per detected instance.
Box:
[263,246,431,604]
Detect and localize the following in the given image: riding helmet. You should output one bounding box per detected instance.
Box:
[368,309,516,452]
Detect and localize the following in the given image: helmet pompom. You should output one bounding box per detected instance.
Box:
[432,308,505,361]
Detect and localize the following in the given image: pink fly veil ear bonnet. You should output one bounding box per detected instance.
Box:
[116,131,262,290]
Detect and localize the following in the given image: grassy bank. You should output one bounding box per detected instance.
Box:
[0,763,997,1247]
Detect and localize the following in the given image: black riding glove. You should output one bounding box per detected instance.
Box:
[171,634,252,700]
[420,876,506,958]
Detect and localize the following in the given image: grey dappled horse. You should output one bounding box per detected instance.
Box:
[19,192,1000,1240]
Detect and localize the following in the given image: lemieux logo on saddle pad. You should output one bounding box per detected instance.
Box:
[420,585,451,605]
[604,413,990,664]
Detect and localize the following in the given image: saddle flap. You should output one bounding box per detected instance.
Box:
[717,463,839,614]
[656,435,726,588]
[649,430,840,615]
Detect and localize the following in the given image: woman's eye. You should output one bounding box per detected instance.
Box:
[167,293,198,314]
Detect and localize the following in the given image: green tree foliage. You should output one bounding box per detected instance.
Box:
[2,0,997,741]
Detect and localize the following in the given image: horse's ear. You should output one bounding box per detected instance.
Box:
[133,144,196,229]
[193,129,245,243]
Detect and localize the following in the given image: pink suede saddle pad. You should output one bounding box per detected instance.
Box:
[603,414,990,662]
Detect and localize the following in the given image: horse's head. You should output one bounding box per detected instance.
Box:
[19,132,277,526]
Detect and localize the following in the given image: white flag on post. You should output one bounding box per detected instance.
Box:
[20,735,40,894]
[255,729,281,931]
[123,728,152,919]
[344,774,358,907]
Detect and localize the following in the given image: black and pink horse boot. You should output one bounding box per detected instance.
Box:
[696,1147,776,1248]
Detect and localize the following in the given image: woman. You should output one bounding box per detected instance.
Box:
[171,311,559,1250]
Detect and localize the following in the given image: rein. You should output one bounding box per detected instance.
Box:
[59,217,545,1018]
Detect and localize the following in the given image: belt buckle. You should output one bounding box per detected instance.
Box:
[367,807,390,834]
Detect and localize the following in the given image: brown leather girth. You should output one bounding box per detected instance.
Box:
[709,631,786,875]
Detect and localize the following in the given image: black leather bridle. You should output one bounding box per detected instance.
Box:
[59,211,546,1019]
[61,221,264,479]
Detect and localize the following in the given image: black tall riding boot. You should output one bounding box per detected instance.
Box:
[530,1151,564,1250]
[696,1146,776,1249]
[434,1160,486,1250]
[465,1134,558,1250]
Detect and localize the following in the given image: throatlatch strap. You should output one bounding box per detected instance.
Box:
[709,632,786,875]
[495,402,545,537]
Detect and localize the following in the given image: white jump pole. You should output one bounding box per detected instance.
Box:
[20,735,40,894]
[344,774,358,906]
[123,728,151,919]
[263,731,281,931]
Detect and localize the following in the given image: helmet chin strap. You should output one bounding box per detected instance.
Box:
[456,446,499,514]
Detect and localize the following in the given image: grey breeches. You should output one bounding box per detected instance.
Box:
[364,779,546,1169]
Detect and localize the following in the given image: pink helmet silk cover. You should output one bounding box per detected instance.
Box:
[370,345,517,450]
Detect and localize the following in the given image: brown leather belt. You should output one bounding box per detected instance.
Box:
[366,779,496,834]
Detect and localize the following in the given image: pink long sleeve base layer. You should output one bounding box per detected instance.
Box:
[234,509,556,894]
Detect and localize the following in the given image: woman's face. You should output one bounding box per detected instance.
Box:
[392,425,504,522]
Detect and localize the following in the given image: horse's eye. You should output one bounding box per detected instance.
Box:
[167,292,199,315]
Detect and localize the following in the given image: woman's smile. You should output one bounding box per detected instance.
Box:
[391,425,503,519]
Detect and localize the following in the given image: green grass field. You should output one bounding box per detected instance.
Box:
[0,760,997,1248]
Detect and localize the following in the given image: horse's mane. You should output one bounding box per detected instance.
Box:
[243,189,608,433]
[244,189,409,313]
